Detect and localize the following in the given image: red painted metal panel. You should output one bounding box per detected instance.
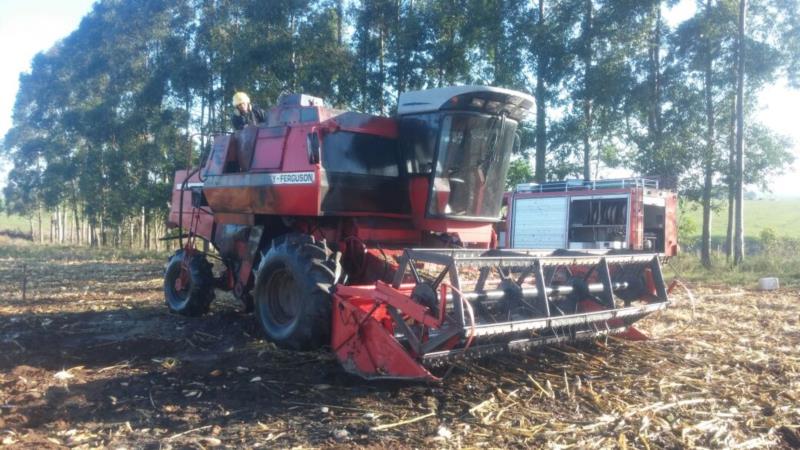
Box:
[203,181,320,216]
[281,124,318,171]
[250,126,287,170]
[203,135,235,177]
[167,170,214,241]
[665,192,679,256]
[330,112,398,138]
[629,189,643,250]
[331,289,437,381]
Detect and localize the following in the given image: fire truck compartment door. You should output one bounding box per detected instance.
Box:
[511,196,568,248]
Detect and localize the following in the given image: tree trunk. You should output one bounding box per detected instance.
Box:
[733,0,746,265]
[582,0,593,181]
[534,0,547,183]
[72,194,80,245]
[60,207,66,243]
[141,207,147,249]
[289,12,297,92]
[38,206,43,243]
[725,95,735,260]
[395,0,405,104]
[336,0,344,46]
[200,94,207,153]
[648,3,663,155]
[701,0,715,268]
[378,24,386,115]
[208,82,214,134]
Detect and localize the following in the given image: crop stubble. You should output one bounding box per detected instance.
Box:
[0,241,798,448]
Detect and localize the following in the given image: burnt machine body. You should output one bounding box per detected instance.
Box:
[165,86,670,381]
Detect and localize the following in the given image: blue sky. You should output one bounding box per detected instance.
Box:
[1,0,798,197]
[0,0,97,136]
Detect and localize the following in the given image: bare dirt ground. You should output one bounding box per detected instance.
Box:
[0,240,798,449]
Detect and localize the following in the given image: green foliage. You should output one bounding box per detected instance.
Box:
[1,0,798,248]
[759,226,778,251]
[678,213,699,244]
[506,158,533,190]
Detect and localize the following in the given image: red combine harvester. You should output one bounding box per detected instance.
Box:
[165,86,669,381]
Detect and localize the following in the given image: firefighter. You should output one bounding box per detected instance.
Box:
[231,91,265,130]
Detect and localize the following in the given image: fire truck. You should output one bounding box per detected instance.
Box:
[501,178,678,256]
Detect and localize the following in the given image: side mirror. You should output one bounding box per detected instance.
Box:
[307,131,320,164]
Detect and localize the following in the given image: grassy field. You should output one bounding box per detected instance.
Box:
[666,252,800,287]
[0,213,30,233]
[681,198,800,239]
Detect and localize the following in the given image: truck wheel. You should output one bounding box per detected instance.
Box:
[253,234,341,350]
[164,250,215,316]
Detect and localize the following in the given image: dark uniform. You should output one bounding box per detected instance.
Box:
[232,106,265,130]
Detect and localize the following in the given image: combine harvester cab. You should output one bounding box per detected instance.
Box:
[165,86,669,382]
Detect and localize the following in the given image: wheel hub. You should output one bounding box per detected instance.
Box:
[266,268,300,325]
[174,266,190,293]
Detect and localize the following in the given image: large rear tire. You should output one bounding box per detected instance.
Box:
[164,250,215,316]
[253,234,341,350]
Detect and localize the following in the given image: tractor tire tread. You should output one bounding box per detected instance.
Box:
[254,233,342,350]
[164,250,215,317]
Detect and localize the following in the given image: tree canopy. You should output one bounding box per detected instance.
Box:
[2,0,797,254]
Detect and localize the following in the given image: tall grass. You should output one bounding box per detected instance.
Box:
[666,235,800,288]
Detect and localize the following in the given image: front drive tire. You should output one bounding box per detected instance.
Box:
[164,250,215,316]
[253,234,341,350]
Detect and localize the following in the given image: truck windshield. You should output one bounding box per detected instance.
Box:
[429,113,518,219]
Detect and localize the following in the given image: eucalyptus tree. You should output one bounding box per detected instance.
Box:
[350,0,398,113]
[558,0,649,181]
[294,4,360,106]
[525,0,575,182]
[669,0,737,266]
[420,0,476,87]
[729,0,798,263]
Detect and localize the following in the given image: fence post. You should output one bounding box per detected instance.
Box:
[22,263,28,302]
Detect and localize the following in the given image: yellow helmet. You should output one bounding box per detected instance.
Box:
[232,92,250,107]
